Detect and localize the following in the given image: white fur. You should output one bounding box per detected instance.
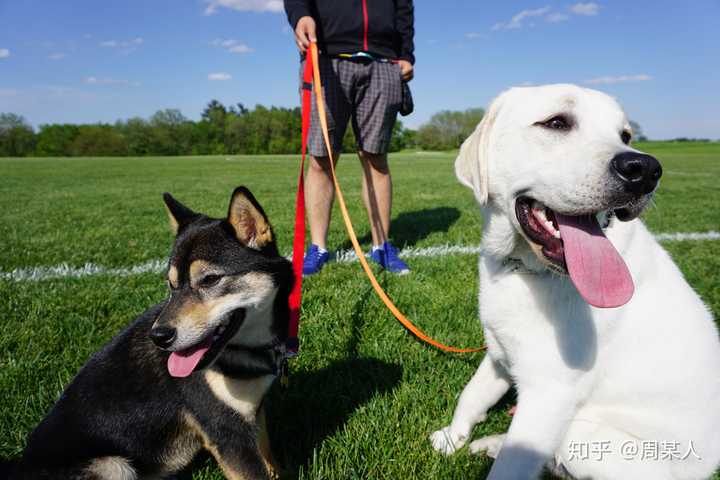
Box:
[85,456,137,480]
[431,84,720,479]
[204,371,275,420]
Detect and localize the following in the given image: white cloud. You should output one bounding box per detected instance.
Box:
[229,44,254,53]
[212,38,254,54]
[465,32,484,39]
[586,74,652,85]
[49,53,67,60]
[100,37,144,48]
[0,48,10,58]
[84,76,139,86]
[492,7,550,30]
[208,72,232,81]
[212,38,237,47]
[570,2,600,16]
[204,0,283,15]
[546,13,570,22]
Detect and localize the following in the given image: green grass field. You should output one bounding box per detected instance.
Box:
[1,142,719,479]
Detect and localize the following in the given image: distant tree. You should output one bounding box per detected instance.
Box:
[416,108,484,150]
[415,124,445,151]
[0,113,36,157]
[35,124,80,156]
[629,120,648,142]
[71,125,127,156]
[388,120,409,152]
[116,117,153,156]
[228,102,249,116]
[202,100,228,153]
[150,109,189,155]
[399,127,417,150]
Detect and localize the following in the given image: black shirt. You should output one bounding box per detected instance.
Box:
[284,0,415,64]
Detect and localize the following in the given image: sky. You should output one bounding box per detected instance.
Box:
[0,0,718,139]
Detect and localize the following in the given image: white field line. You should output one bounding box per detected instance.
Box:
[1,231,718,282]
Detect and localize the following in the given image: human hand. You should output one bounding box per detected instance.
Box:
[294,16,317,54]
[398,60,414,82]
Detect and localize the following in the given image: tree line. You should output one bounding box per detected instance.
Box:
[0,99,490,158]
[0,100,657,158]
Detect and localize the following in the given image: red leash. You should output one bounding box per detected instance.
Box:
[285,52,314,356]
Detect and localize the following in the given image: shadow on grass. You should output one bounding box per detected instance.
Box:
[337,207,461,250]
[265,357,403,478]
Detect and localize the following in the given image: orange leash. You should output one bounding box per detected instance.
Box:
[308,43,484,353]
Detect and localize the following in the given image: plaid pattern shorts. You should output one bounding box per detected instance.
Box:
[300,57,403,156]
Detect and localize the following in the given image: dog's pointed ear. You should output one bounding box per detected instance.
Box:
[455,96,502,205]
[163,193,198,234]
[227,186,273,249]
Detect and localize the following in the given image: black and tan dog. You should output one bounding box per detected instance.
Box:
[4,187,293,479]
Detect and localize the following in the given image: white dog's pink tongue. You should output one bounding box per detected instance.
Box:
[555,213,634,308]
[167,337,213,378]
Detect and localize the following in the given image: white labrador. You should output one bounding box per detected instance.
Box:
[430,84,720,479]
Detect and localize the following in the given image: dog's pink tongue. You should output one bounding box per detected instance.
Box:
[555,213,634,308]
[167,337,212,378]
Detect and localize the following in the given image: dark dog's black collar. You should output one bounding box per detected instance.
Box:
[214,339,287,379]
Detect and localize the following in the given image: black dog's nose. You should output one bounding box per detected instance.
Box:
[610,152,662,195]
[149,326,177,349]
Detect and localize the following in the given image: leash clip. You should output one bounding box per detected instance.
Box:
[279,357,290,387]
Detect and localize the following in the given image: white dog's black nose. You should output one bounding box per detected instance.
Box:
[610,152,662,195]
[149,326,177,349]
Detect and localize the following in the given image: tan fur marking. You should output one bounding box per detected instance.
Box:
[178,272,275,329]
[157,421,201,475]
[167,265,179,289]
[85,456,137,480]
[228,193,273,248]
[189,260,213,285]
[164,203,180,234]
[257,406,280,479]
[204,370,275,420]
[184,412,246,480]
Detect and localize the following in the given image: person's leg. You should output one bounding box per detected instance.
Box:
[351,61,410,273]
[359,150,392,246]
[302,57,351,272]
[305,153,339,250]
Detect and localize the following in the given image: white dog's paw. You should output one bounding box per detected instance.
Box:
[429,426,468,455]
[469,434,506,459]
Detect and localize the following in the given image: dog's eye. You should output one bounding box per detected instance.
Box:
[538,115,572,131]
[199,275,223,288]
[621,131,632,145]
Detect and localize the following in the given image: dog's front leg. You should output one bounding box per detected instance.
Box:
[430,354,511,455]
[486,387,577,480]
[188,412,270,480]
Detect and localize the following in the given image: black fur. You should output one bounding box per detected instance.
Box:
[9,187,293,479]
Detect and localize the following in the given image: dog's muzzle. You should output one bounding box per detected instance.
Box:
[610,152,662,195]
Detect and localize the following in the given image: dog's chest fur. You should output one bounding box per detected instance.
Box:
[479,255,621,380]
[204,370,275,420]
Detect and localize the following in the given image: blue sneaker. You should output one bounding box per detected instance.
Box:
[370,241,410,275]
[303,244,330,276]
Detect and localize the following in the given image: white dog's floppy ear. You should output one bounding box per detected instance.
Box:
[455,97,502,205]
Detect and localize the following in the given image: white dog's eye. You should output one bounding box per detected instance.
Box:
[621,131,632,145]
[537,115,572,131]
